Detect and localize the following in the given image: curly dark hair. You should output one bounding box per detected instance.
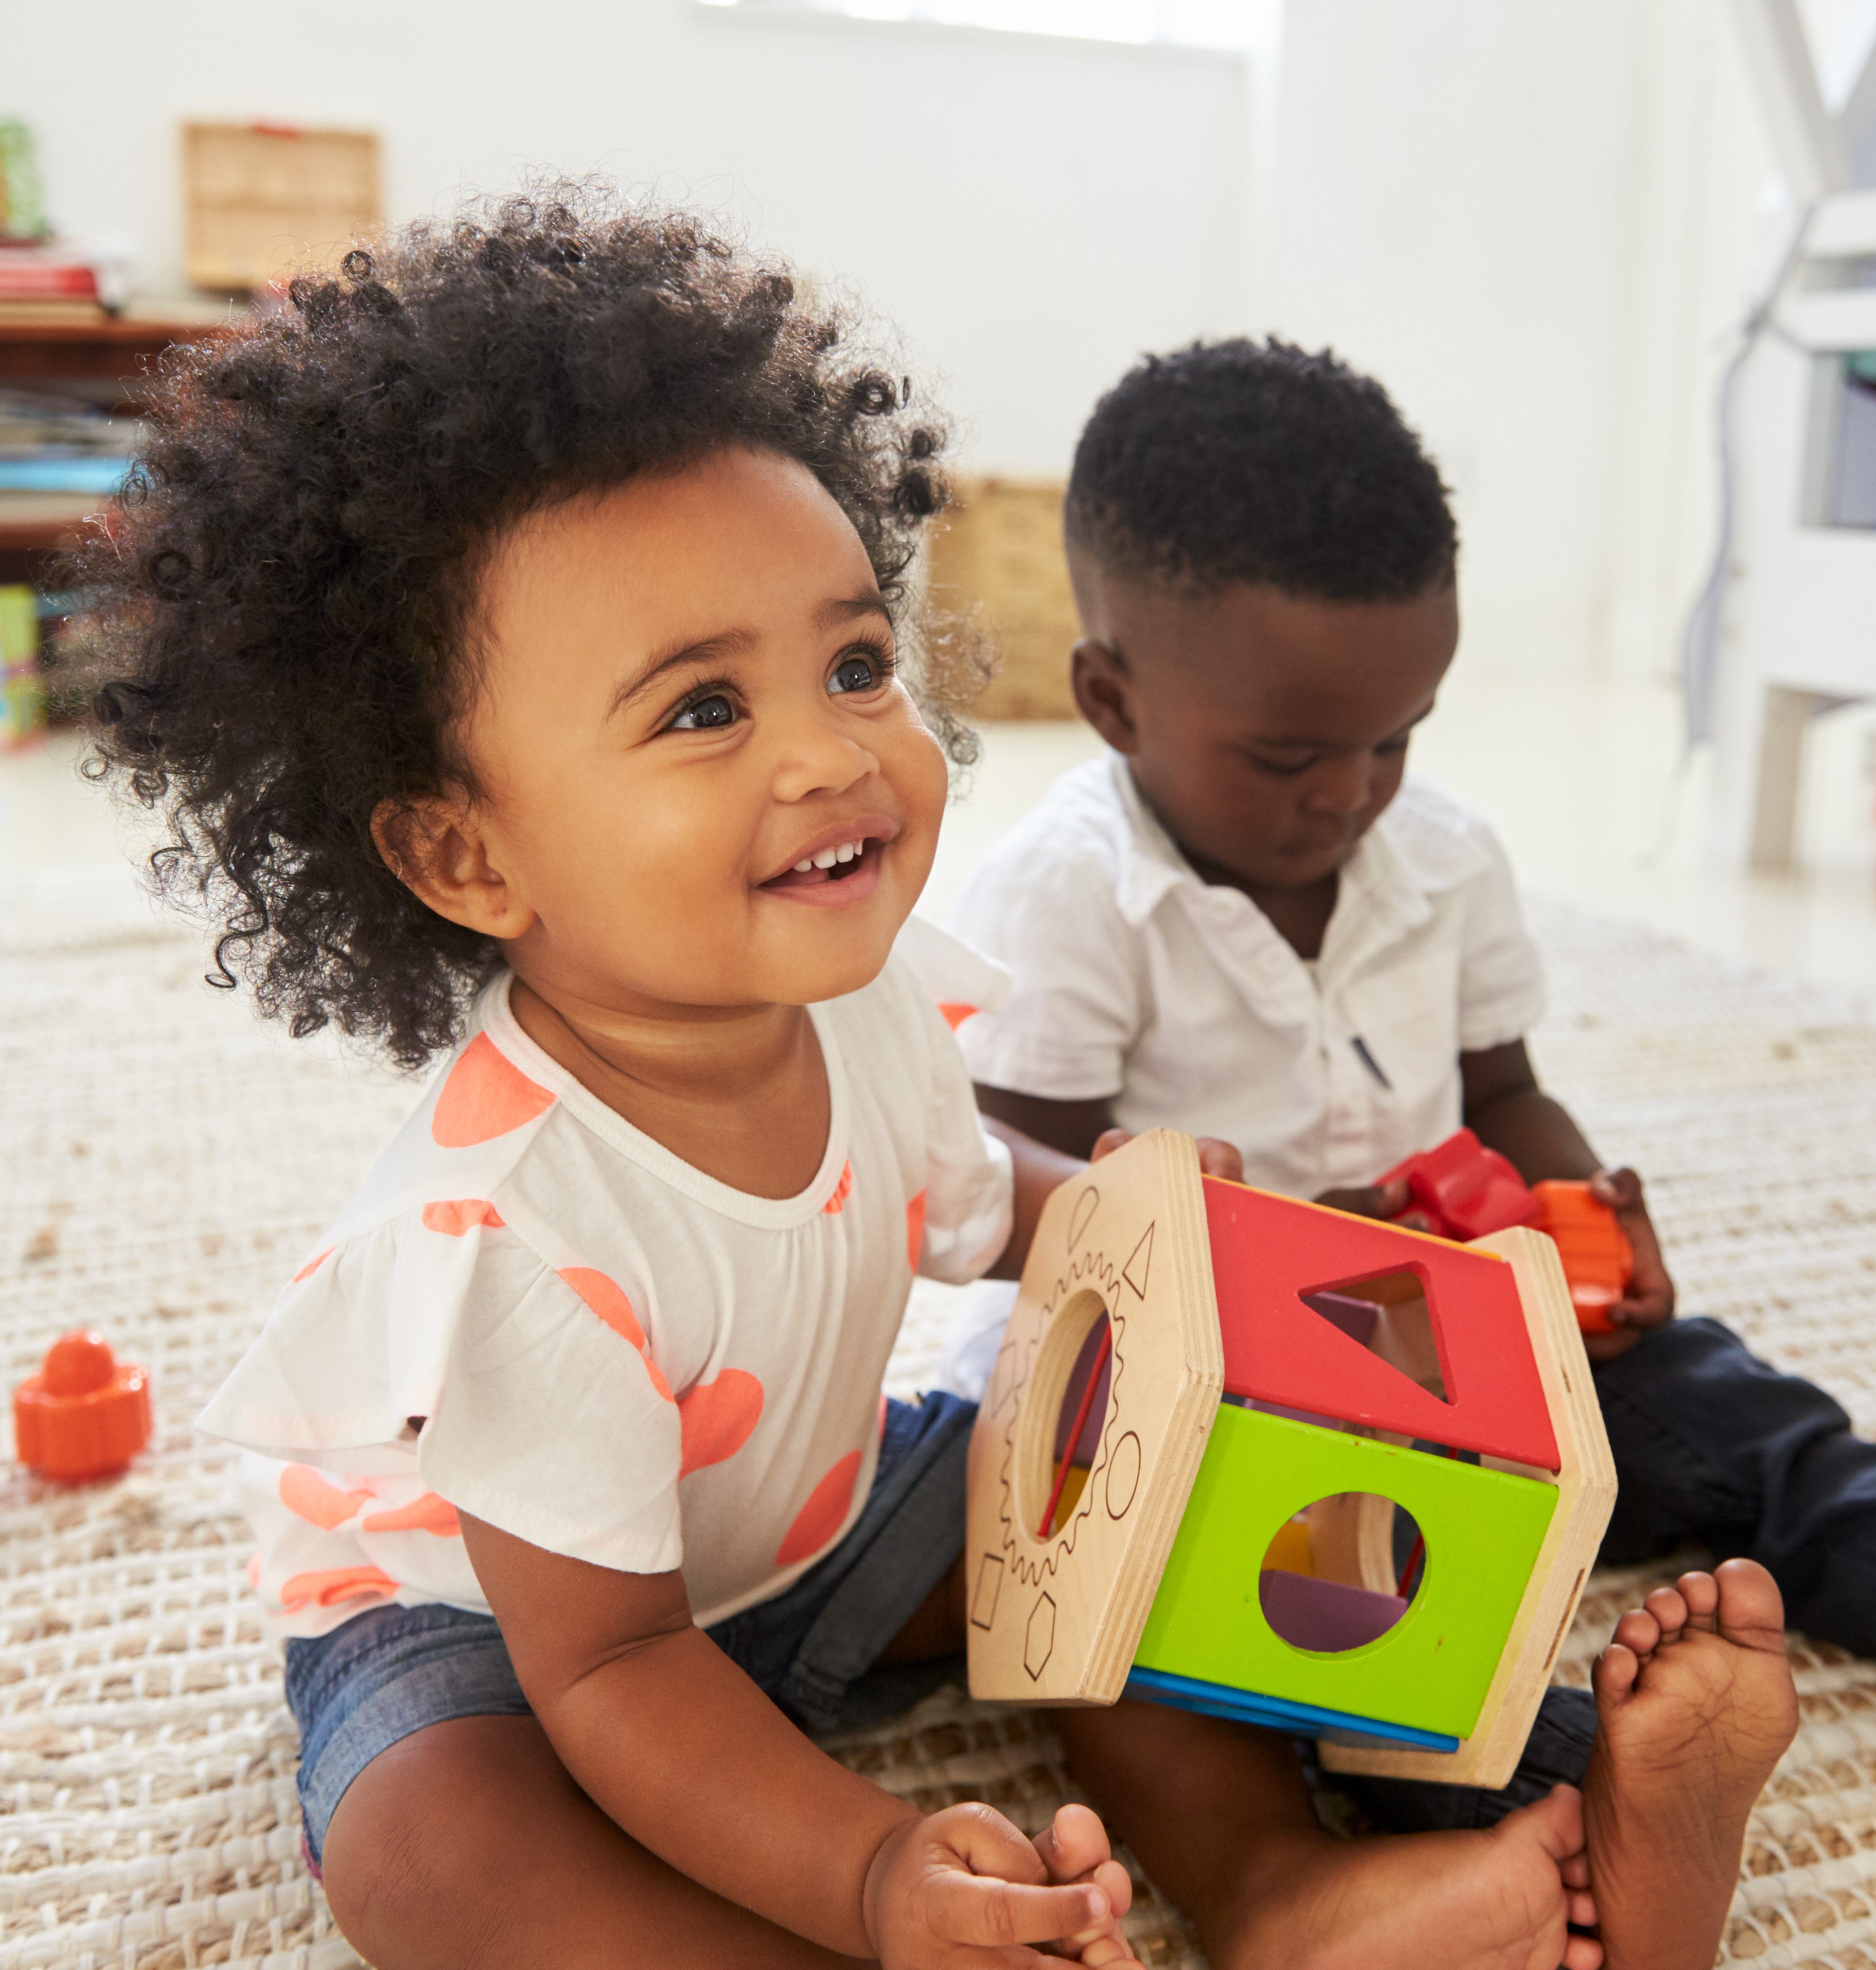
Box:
[84,185,986,1068]
[1065,337,1456,601]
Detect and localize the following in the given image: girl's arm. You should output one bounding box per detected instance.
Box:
[457,1513,1120,1964]
[980,1116,1245,1282]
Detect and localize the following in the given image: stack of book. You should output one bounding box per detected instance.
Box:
[0,388,140,496]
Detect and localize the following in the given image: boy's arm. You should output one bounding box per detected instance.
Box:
[456,1515,1123,1964]
[1461,1037,1674,1358]
[975,1084,1115,1162]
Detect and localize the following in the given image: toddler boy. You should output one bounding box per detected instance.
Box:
[951,337,1876,1661]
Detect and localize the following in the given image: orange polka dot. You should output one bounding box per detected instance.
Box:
[822,1162,853,1215]
[421,1199,505,1237]
[278,1463,375,1530]
[936,1002,979,1031]
[293,1248,334,1284]
[775,1448,863,1568]
[245,1552,263,1588]
[279,1564,399,1612]
[361,1490,462,1537]
[558,1267,674,1403]
[431,1034,556,1148]
[905,1190,927,1272]
[678,1370,765,1478]
[878,1393,889,1440]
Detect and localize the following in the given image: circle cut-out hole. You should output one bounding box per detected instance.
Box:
[1259,1493,1425,1654]
[1037,1310,1113,1538]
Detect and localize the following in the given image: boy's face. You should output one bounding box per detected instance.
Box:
[422,446,948,1014]
[1068,564,1458,894]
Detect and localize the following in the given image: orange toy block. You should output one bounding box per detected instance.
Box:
[14,1330,152,1482]
[1530,1182,1633,1334]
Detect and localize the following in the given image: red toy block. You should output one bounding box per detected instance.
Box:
[14,1330,152,1482]
[1380,1128,1540,1242]
[1531,1181,1633,1335]
[1204,1178,1561,1472]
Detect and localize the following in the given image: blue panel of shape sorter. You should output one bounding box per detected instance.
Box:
[1132,1403,1559,1741]
[1124,1667,1461,1751]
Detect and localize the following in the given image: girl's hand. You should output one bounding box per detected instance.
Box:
[1583,1166,1674,1362]
[862,1803,1141,1967]
[1092,1127,1243,1184]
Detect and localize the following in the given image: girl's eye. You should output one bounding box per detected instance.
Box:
[1245,752,1317,778]
[829,651,887,696]
[669,692,737,732]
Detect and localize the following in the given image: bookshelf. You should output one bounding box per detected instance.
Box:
[0,315,229,583]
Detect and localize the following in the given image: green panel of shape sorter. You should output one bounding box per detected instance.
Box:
[1132,1405,1559,1741]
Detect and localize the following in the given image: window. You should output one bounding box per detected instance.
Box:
[694,0,1266,54]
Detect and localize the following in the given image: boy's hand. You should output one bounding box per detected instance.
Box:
[1583,1166,1674,1362]
[862,1803,1137,1967]
[1033,1803,1141,1966]
[1092,1127,1243,1183]
[1312,1176,1436,1234]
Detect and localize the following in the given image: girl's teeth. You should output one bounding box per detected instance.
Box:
[793,859,814,873]
[835,843,855,864]
[813,849,838,869]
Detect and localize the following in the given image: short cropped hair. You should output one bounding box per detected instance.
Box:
[85,185,981,1068]
[1065,337,1456,600]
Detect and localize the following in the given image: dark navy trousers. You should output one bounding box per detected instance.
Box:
[1593,1314,1876,1654]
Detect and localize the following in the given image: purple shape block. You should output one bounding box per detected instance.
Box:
[1259,1568,1408,1653]
[1300,1290,1380,1346]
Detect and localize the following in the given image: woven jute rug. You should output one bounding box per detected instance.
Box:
[3,869,1876,1969]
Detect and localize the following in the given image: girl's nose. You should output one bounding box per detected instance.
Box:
[770,703,881,804]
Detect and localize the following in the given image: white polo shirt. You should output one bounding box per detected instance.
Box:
[947,754,1544,1200]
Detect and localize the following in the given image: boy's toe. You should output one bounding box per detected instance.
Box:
[1593,1640,1641,1709]
[1611,1608,1661,1660]
[1712,1559,1788,1651]
[1642,1585,1690,1640]
[1674,1569,1720,1633]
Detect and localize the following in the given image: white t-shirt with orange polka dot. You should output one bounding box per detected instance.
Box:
[198,920,1014,1643]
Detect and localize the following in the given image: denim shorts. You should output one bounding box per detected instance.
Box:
[284,1391,977,1865]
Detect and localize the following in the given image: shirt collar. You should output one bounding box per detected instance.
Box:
[1104,757,1468,963]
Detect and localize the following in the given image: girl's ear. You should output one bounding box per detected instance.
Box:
[1070,639,1141,754]
[370,794,536,941]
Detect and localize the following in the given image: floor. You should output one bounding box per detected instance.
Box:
[9,665,1876,1003]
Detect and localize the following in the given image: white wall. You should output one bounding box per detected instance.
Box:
[1258,0,1774,678]
[9,1,1792,682]
[10,1,1248,479]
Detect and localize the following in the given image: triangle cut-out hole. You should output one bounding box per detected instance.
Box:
[1297,1267,1449,1405]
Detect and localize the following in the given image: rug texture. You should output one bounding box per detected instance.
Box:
[3,869,1875,1969]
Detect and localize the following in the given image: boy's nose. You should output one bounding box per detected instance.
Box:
[1302,755,1375,818]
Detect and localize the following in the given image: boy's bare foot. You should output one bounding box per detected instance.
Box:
[1200,1783,1602,1970]
[1583,1558,1798,1970]
[1034,1803,1144,1967]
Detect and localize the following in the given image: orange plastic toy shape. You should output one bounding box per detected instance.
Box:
[14,1330,152,1481]
[1531,1181,1633,1335]
[1379,1128,1538,1242]
[1381,1130,1634,1332]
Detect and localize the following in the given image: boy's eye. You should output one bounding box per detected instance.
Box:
[829,650,888,696]
[1244,752,1319,778]
[669,692,737,732]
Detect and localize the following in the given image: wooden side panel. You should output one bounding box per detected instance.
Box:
[924,477,1077,720]
[183,123,383,292]
[1204,1179,1561,1472]
[1321,1228,1617,1789]
[965,1131,1221,1704]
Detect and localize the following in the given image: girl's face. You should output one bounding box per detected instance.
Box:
[446,446,950,1014]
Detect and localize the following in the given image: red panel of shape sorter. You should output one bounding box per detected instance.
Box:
[1202,1178,1560,1472]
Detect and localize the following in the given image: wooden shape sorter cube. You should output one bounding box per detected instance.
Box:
[965,1132,1617,1789]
